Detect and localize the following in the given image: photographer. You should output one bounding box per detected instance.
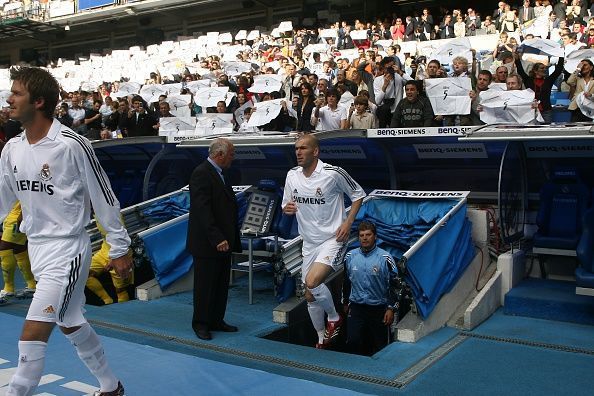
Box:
[373,57,407,128]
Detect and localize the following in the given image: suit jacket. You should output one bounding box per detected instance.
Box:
[567,72,594,111]
[518,6,535,24]
[186,160,241,258]
[127,111,158,137]
[440,23,455,39]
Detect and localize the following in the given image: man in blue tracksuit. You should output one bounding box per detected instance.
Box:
[342,220,399,354]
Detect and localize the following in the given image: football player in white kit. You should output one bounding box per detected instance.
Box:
[282,134,365,348]
[0,67,132,395]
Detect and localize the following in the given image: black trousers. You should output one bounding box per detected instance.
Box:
[377,99,395,128]
[192,256,231,331]
[346,303,391,355]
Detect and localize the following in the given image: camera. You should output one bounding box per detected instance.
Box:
[386,65,396,75]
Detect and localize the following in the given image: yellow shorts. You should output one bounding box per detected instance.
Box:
[90,241,134,289]
[2,202,27,246]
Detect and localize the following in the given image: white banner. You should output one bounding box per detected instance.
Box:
[234,100,254,126]
[520,37,564,58]
[0,90,10,107]
[158,117,197,136]
[194,87,230,108]
[370,190,470,199]
[195,113,234,136]
[431,37,473,66]
[248,74,283,93]
[350,30,368,40]
[576,92,594,120]
[425,77,472,115]
[479,89,542,124]
[248,99,284,127]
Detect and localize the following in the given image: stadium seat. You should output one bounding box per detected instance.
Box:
[576,207,594,292]
[533,168,591,277]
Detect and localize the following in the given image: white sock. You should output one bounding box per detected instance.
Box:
[65,322,118,392]
[309,284,339,322]
[6,341,47,396]
[307,301,326,343]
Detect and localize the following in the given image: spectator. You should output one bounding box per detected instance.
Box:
[68,94,86,135]
[465,8,481,36]
[518,0,535,26]
[506,73,524,90]
[347,95,378,129]
[83,99,103,140]
[311,88,348,130]
[440,15,455,38]
[237,108,259,133]
[390,81,434,128]
[500,9,519,33]
[127,96,158,137]
[494,65,510,83]
[390,17,405,42]
[374,57,406,127]
[56,103,73,128]
[295,82,316,132]
[554,0,568,20]
[335,70,357,96]
[454,15,466,38]
[469,70,493,124]
[567,59,594,121]
[515,54,565,123]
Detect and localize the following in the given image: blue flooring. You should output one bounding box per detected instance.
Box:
[3,271,594,395]
[0,313,368,396]
[405,337,594,396]
[504,278,594,325]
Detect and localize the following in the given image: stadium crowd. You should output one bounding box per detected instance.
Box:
[3,1,594,141]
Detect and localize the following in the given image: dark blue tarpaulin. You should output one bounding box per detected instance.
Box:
[353,197,474,319]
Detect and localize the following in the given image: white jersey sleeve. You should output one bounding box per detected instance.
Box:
[324,164,366,204]
[66,132,131,258]
[281,168,297,209]
[0,142,18,222]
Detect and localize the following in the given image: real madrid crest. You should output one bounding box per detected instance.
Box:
[315,187,323,197]
[40,163,52,181]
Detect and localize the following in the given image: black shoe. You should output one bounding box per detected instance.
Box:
[194,327,212,340]
[212,322,238,332]
[93,381,124,396]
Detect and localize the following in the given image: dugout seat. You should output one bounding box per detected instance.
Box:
[533,168,590,277]
[576,207,594,293]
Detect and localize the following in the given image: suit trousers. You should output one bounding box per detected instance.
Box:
[192,255,232,330]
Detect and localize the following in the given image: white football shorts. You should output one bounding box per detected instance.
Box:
[26,233,92,328]
[301,238,346,283]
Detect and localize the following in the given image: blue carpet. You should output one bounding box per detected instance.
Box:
[405,337,594,396]
[504,278,594,325]
[0,312,369,396]
[472,309,594,352]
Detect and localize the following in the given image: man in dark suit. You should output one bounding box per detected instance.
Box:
[187,138,241,341]
[518,0,535,25]
[439,15,455,39]
[127,95,158,137]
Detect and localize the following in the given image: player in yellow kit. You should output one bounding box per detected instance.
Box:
[86,217,134,305]
[0,201,36,305]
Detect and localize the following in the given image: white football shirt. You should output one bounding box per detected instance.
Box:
[282,159,366,252]
[0,119,130,258]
